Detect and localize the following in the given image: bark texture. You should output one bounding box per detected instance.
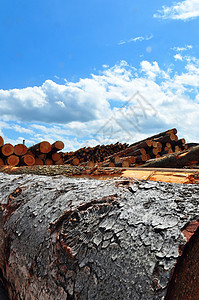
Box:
[0,174,199,300]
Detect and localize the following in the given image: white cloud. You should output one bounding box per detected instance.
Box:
[118,34,153,45]
[172,45,193,51]
[0,78,110,124]
[1,55,199,150]
[174,54,183,61]
[154,0,199,20]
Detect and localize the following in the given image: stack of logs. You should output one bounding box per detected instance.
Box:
[63,142,129,167]
[100,128,189,167]
[0,128,196,168]
[62,128,190,168]
[0,136,64,167]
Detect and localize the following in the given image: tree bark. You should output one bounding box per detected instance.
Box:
[0,173,198,299]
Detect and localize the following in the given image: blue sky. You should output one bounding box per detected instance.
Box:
[0,0,199,150]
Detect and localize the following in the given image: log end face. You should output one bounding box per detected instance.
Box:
[40,141,51,153]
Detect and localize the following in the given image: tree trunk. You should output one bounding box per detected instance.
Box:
[0,173,198,300]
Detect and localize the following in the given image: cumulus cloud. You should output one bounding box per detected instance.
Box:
[0,79,110,123]
[1,55,199,149]
[154,0,199,20]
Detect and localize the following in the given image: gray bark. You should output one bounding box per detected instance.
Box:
[0,173,199,300]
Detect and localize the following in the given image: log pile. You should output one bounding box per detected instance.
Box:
[100,128,190,167]
[0,128,198,168]
[63,142,129,166]
[0,137,64,167]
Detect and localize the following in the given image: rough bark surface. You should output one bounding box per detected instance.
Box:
[0,174,199,300]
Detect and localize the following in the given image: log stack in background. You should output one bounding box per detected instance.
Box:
[0,138,65,167]
[99,128,191,168]
[63,142,129,167]
[0,128,197,168]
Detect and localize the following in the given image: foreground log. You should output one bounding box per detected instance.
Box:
[0,174,199,299]
[142,145,199,168]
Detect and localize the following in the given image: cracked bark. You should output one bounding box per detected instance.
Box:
[0,173,199,300]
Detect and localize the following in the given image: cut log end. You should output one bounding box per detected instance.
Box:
[45,159,53,165]
[51,153,61,162]
[1,144,14,156]
[40,141,51,153]
[22,155,36,166]
[52,141,64,151]
[14,144,27,156]
[6,155,19,166]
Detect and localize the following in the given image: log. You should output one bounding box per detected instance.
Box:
[38,154,46,160]
[87,161,95,168]
[54,158,64,165]
[51,141,64,153]
[0,158,4,166]
[6,155,19,166]
[0,174,198,299]
[102,140,152,164]
[186,143,199,148]
[21,155,35,166]
[34,158,44,165]
[28,141,51,155]
[0,136,4,147]
[0,144,14,157]
[51,153,61,162]
[45,159,53,165]
[142,145,199,168]
[14,144,27,156]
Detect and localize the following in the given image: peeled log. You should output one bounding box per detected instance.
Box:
[14,144,27,156]
[142,145,199,168]
[28,141,51,155]
[0,174,199,299]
